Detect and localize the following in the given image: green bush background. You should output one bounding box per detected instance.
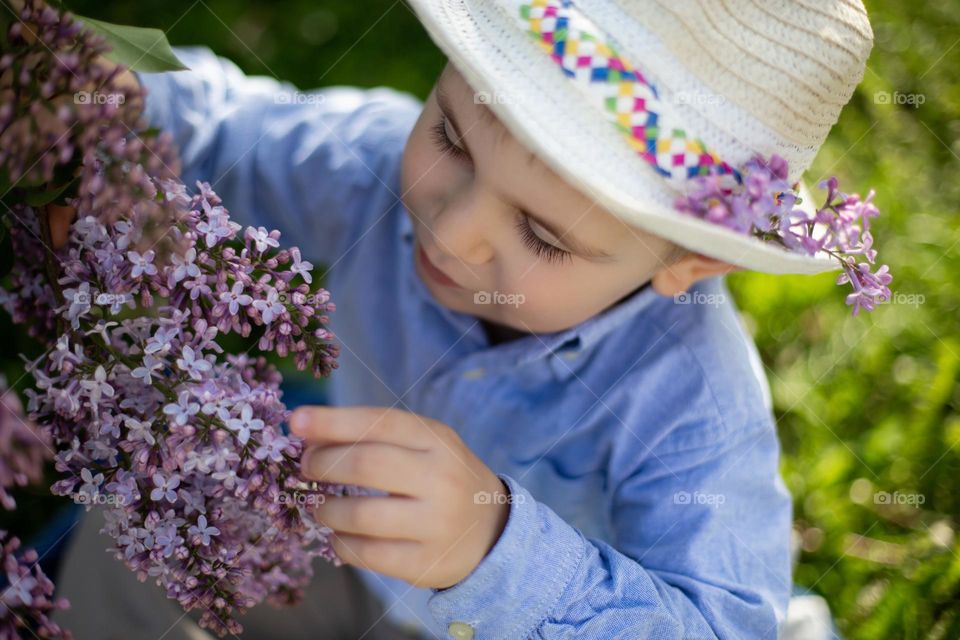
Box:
[3,1,958,638]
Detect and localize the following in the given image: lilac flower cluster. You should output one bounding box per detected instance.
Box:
[0,0,181,244]
[1,2,362,635]
[0,377,52,511]
[2,180,359,635]
[0,531,72,639]
[675,155,893,315]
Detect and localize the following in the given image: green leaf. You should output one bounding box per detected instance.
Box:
[74,15,189,73]
[23,180,76,207]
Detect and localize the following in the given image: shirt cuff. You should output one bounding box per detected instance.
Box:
[427,473,586,638]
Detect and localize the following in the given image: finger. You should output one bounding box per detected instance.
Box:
[301,442,427,496]
[329,531,422,580]
[290,405,434,451]
[313,495,425,541]
[47,204,75,250]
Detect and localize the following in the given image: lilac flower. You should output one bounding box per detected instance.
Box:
[246,226,281,253]
[183,274,212,301]
[114,221,134,250]
[289,248,314,284]
[4,572,39,607]
[839,262,893,316]
[197,199,240,247]
[211,466,238,490]
[253,287,286,323]
[150,473,181,504]
[0,532,71,638]
[1,4,346,633]
[162,392,200,426]
[181,488,207,515]
[226,403,265,446]
[208,447,241,472]
[105,469,140,506]
[127,250,158,278]
[145,326,179,355]
[187,515,221,546]
[154,522,184,558]
[78,467,104,503]
[168,247,201,287]
[219,281,253,315]
[96,291,133,315]
[79,365,115,411]
[131,355,163,386]
[675,154,892,315]
[62,282,92,329]
[0,380,52,510]
[124,417,156,446]
[254,429,291,463]
[195,381,231,422]
[175,345,212,381]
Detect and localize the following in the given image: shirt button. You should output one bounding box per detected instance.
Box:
[447,621,475,639]
[462,367,485,380]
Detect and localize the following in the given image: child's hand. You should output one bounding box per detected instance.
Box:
[290,406,512,590]
[47,204,76,250]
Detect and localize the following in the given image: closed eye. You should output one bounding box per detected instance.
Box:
[514,213,572,265]
[430,114,572,266]
[430,116,471,164]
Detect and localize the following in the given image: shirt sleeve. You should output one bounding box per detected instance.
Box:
[133,46,423,265]
[426,418,793,639]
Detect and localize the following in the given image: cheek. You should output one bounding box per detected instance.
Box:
[400,125,433,200]
[496,261,618,331]
[400,117,451,208]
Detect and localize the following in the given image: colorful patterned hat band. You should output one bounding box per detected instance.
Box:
[515,0,739,186]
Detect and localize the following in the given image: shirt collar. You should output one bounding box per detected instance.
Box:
[399,206,665,367]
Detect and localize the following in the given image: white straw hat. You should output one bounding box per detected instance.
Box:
[405,0,875,275]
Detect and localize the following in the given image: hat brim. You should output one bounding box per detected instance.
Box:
[407,0,839,275]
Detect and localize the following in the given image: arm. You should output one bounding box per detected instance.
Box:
[130,46,423,263]
[427,419,793,639]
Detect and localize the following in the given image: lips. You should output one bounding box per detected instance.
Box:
[417,242,465,289]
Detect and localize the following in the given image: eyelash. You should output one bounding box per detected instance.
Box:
[430,115,572,266]
[514,215,572,265]
[429,117,470,163]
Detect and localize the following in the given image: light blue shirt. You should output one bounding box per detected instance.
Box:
[138,46,793,640]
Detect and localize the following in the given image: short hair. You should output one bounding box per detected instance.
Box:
[661,241,690,266]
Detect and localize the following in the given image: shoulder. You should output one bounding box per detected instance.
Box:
[595,276,775,454]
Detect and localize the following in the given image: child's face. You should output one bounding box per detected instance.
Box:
[400,63,725,334]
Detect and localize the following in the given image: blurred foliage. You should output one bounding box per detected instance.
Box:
[2,1,957,637]
[728,2,960,637]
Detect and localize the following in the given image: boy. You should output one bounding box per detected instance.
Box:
[55,0,874,637]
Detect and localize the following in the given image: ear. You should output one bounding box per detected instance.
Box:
[651,253,741,297]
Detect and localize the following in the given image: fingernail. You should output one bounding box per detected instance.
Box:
[300,447,316,477]
[290,409,307,435]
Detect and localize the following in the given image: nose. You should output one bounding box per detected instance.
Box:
[431,186,496,266]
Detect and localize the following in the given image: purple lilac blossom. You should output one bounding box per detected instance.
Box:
[674,155,892,315]
[0,378,52,511]
[0,531,72,639]
[0,2,361,636]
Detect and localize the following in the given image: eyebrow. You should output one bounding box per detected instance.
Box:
[436,76,614,262]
